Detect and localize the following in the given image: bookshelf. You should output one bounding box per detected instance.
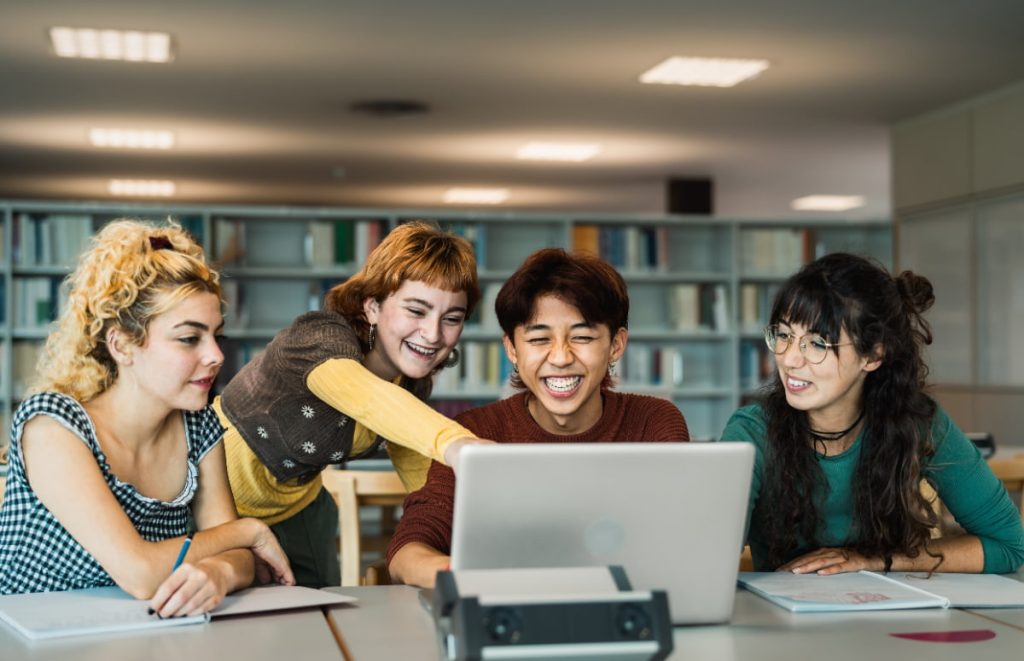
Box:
[0,201,891,449]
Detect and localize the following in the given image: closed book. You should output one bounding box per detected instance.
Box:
[739,571,1024,613]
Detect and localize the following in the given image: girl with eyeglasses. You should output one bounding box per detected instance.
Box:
[721,253,1024,575]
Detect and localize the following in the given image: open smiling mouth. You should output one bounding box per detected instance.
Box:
[405,341,440,358]
[543,376,582,392]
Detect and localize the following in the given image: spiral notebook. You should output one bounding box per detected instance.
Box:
[0,584,355,640]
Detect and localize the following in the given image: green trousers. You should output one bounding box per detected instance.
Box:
[270,487,340,588]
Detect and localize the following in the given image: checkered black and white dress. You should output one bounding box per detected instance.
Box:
[0,392,224,594]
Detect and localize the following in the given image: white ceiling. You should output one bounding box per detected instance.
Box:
[2,1,1024,218]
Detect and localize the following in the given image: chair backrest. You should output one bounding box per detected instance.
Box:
[988,456,1024,520]
[321,469,407,586]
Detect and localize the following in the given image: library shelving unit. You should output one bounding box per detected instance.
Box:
[0,200,891,450]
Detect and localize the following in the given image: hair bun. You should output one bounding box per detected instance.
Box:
[896,271,935,314]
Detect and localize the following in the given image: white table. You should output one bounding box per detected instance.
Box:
[964,568,1024,633]
[0,609,344,661]
[325,586,439,661]
[677,590,1024,661]
[325,585,1024,661]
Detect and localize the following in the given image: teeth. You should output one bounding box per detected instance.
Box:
[788,377,810,387]
[544,376,581,392]
[406,342,438,356]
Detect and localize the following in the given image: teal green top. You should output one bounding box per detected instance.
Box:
[721,404,1024,574]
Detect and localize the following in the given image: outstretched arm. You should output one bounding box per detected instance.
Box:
[307,358,493,470]
[779,536,984,575]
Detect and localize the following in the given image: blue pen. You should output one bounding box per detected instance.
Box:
[171,533,194,572]
[148,533,195,616]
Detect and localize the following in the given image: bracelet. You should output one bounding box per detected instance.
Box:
[883,553,893,573]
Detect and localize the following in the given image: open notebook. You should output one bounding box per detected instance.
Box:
[0,584,355,640]
[739,571,1024,612]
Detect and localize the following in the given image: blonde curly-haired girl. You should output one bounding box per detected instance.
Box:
[0,219,294,613]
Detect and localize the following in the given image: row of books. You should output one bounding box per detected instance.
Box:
[619,345,686,387]
[201,279,780,336]
[433,341,514,394]
[9,214,206,269]
[213,218,386,269]
[739,228,817,275]
[476,281,766,333]
[12,214,93,267]
[572,224,670,271]
[739,283,782,332]
[13,279,63,330]
[664,283,729,331]
[220,280,337,330]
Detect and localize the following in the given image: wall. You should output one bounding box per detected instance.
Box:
[892,80,1024,453]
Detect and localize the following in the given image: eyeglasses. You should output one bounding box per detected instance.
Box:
[763,324,853,365]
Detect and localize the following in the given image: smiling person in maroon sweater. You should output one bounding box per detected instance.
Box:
[387,248,690,588]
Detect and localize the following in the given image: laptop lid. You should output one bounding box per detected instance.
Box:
[449,442,754,625]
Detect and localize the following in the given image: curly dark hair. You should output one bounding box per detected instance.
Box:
[756,252,943,569]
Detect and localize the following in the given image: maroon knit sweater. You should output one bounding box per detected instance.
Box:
[386,390,690,563]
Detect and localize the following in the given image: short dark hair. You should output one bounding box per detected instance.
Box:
[495,248,629,337]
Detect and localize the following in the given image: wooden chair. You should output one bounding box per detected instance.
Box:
[321,469,407,586]
[363,558,392,586]
[988,455,1024,521]
[920,479,945,538]
[739,545,754,571]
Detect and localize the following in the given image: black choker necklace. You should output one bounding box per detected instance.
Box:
[809,410,865,442]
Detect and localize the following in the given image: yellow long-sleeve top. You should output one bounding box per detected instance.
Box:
[216,357,474,525]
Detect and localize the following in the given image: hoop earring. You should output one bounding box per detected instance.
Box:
[368,323,377,351]
[444,347,460,369]
[512,362,519,374]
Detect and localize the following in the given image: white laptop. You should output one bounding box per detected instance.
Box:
[449,442,755,625]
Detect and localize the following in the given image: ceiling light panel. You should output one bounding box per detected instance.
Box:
[443,188,509,205]
[108,179,176,196]
[791,195,865,212]
[90,129,174,149]
[517,142,602,162]
[50,27,173,62]
[640,56,769,87]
